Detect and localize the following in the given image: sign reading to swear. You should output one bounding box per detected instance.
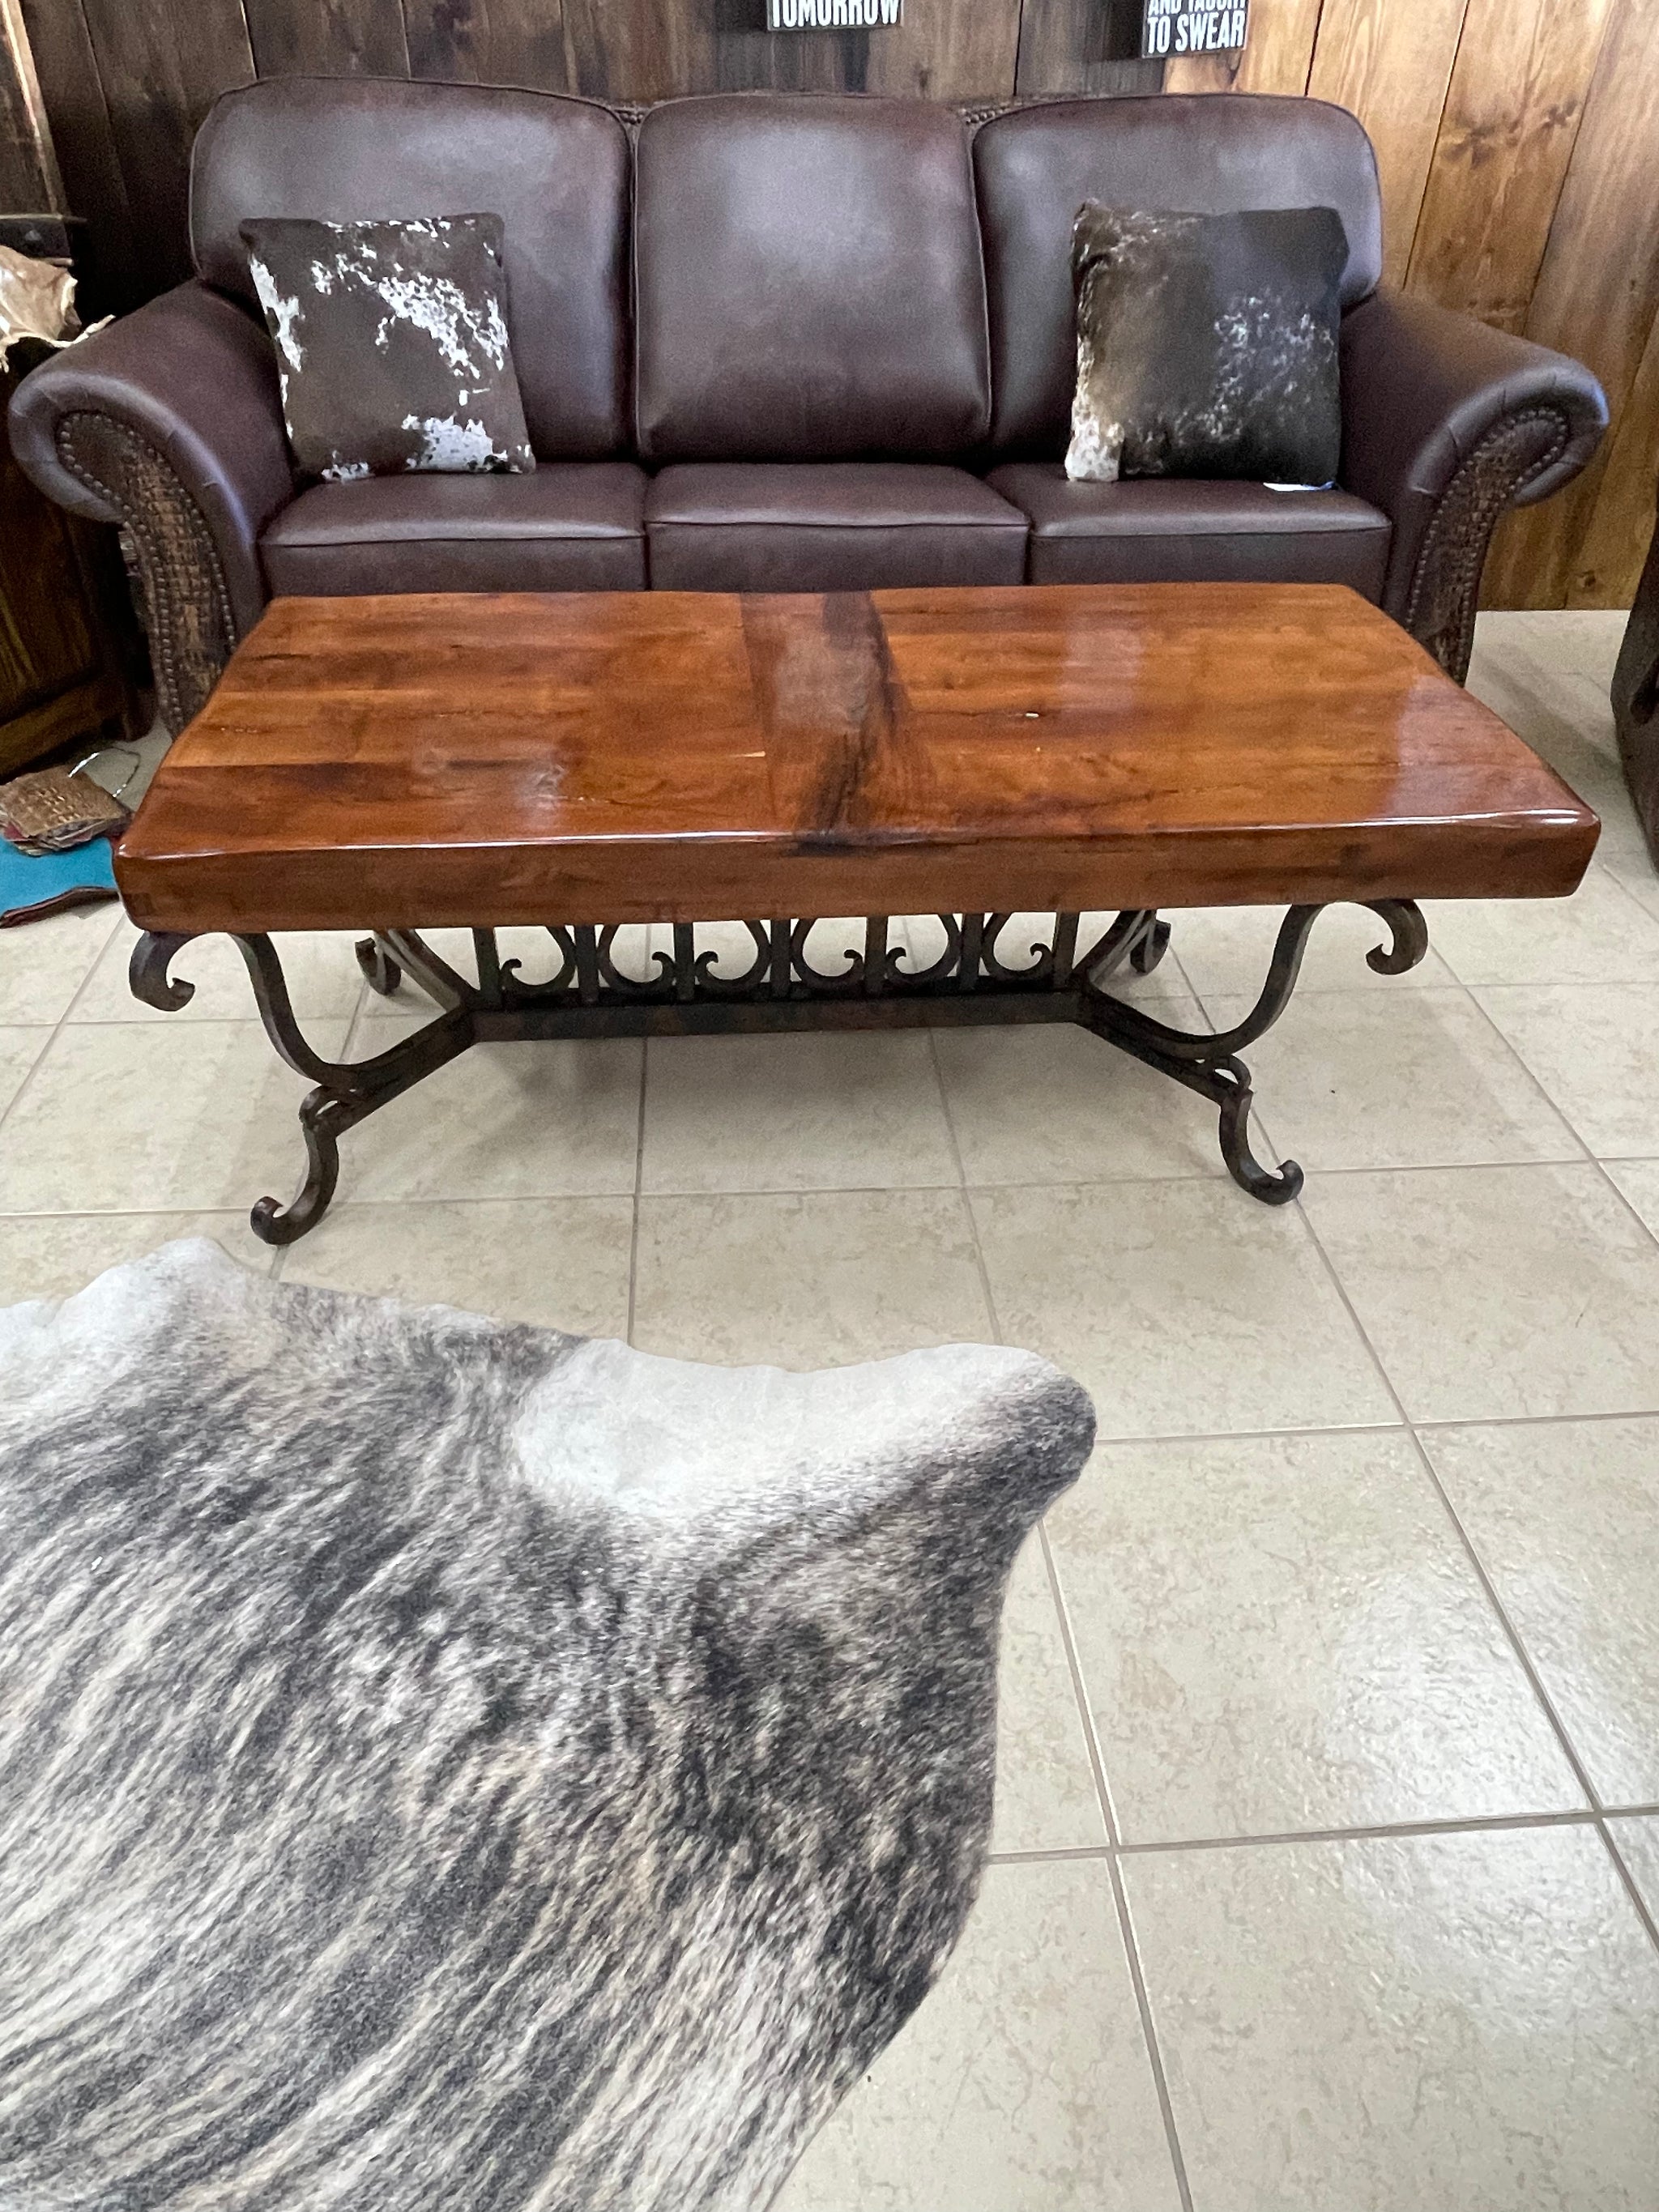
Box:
[1141,0,1248,57]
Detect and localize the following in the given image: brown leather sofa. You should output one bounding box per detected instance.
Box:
[8,77,1609,735]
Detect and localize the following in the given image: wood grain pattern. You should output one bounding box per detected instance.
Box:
[0,45,49,207]
[1015,0,1165,96]
[1163,0,1323,96]
[1307,0,1469,287]
[0,0,55,208]
[1,355,135,771]
[1405,0,1613,332]
[705,27,872,96]
[241,0,410,78]
[864,0,1022,100]
[16,0,138,313]
[116,584,1598,934]
[1483,0,1659,610]
[71,0,254,298]
[402,0,576,90]
[1565,311,1659,609]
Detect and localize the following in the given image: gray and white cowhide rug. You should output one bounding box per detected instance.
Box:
[0,1240,1094,2212]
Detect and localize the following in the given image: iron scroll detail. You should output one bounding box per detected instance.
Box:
[131,902,1430,1241]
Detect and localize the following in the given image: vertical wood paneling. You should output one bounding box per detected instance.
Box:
[704,28,869,95]
[17,0,137,309]
[242,0,409,77]
[706,31,870,94]
[1306,0,1469,286]
[72,0,254,296]
[1405,0,1613,331]
[0,0,58,206]
[563,1,707,100]
[1164,0,1323,95]
[1485,0,1659,609]
[0,23,51,205]
[402,0,576,90]
[1566,313,1659,608]
[1016,0,1164,96]
[865,0,1022,100]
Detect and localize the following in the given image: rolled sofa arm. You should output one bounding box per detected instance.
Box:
[8,281,293,731]
[1341,291,1607,682]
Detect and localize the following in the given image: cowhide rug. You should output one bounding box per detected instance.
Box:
[0,1240,1094,2212]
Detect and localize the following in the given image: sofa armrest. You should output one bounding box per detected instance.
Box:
[7,282,294,731]
[1341,290,1607,680]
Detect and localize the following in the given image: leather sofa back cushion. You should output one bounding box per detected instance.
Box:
[192,79,631,461]
[634,96,993,463]
[977,95,1383,459]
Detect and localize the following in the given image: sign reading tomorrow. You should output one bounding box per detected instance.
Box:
[1141,0,1248,57]
[768,0,902,23]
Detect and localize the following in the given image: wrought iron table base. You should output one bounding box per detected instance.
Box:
[130,902,1429,1245]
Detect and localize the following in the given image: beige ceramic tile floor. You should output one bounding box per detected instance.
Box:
[2,612,1659,2207]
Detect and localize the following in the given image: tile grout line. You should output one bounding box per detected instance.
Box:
[1034,1522,1195,2212]
[986,1801,1659,1865]
[0,905,125,1144]
[1452,976,1659,1263]
[1408,1433,1659,1957]
[1600,1822,1659,1952]
[1290,1186,1659,1957]
[1185,915,1600,1178]
[0,1021,57,1142]
[927,1029,1195,2212]
[1584,1149,1659,1264]
[923,1031,983,1294]
[1403,970,1593,1164]
[625,1041,648,1349]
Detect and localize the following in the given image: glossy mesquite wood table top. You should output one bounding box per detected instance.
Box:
[116,584,1600,932]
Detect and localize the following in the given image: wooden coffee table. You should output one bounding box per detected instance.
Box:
[119,583,1598,1242]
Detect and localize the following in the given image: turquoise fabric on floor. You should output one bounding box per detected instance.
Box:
[0,837,118,927]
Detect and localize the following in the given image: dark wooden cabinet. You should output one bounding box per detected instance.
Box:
[1,345,140,775]
[2,8,141,773]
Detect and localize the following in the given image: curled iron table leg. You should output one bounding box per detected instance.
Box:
[130,931,476,1244]
[129,901,1430,1235]
[251,1091,344,1245]
[356,936,403,997]
[1079,901,1428,1206]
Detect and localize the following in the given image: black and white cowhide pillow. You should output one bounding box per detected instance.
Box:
[1066,202,1349,488]
[241,213,536,482]
[0,1241,1094,2212]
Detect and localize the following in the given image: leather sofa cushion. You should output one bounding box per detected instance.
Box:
[634,97,992,463]
[260,466,646,595]
[976,95,1384,459]
[192,79,631,461]
[646,463,1028,592]
[988,466,1392,596]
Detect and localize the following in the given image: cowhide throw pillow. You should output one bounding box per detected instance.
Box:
[241,213,535,483]
[0,1241,1094,2212]
[1065,202,1348,488]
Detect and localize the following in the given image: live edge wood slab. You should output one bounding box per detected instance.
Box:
[116,583,1598,935]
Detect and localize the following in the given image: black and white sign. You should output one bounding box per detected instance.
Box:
[768,0,902,24]
[1141,1,1248,58]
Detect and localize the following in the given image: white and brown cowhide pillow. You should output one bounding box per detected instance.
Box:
[241,212,536,482]
[1065,202,1349,488]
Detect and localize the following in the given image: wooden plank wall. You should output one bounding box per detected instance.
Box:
[0,0,59,208]
[6,0,1657,606]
